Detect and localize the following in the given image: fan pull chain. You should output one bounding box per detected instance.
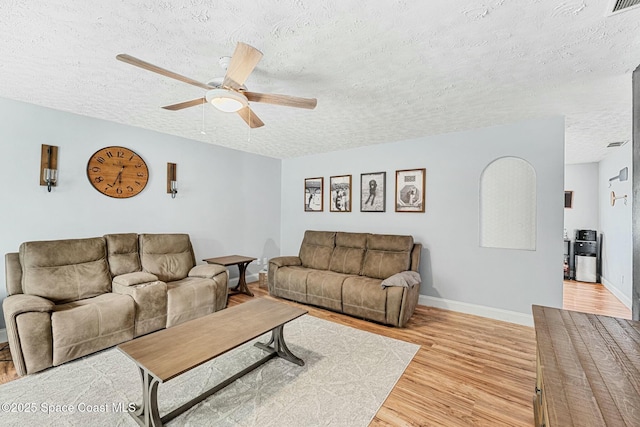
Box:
[248,106,251,143]
[200,98,206,135]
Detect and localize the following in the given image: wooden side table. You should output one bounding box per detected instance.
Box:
[203,255,256,296]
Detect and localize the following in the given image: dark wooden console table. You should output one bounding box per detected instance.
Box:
[532,305,640,426]
[203,255,256,296]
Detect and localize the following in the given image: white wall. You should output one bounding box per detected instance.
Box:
[0,97,282,329]
[281,117,565,320]
[598,142,633,306]
[564,163,599,239]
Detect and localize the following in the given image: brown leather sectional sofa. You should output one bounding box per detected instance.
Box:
[3,233,228,376]
[268,230,422,327]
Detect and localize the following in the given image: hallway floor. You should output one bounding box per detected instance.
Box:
[563,280,631,319]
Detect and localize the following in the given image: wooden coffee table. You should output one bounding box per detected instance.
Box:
[203,255,256,296]
[118,299,308,427]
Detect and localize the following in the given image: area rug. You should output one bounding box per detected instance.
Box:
[0,315,419,426]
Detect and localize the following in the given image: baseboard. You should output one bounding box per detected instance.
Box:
[418,295,534,327]
[600,276,632,308]
[0,328,7,344]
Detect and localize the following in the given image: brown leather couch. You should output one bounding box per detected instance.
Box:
[268,231,422,327]
[3,233,228,376]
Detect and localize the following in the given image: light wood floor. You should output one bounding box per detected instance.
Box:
[562,279,631,319]
[0,280,633,425]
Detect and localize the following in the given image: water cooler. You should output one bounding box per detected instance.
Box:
[574,229,598,283]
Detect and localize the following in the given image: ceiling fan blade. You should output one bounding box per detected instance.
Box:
[222,42,263,90]
[237,106,265,128]
[244,91,317,110]
[116,54,213,91]
[162,98,206,111]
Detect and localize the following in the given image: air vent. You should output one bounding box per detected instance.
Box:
[607,140,629,148]
[610,0,640,14]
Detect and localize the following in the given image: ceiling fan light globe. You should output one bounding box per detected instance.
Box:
[205,89,248,113]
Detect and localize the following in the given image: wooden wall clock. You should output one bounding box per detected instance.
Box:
[87,146,149,198]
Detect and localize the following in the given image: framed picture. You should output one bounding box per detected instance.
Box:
[304,177,323,211]
[330,175,352,212]
[564,191,573,209]
[360,172,386,212]
[395,168,425,212]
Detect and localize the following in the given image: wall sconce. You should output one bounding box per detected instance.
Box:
[608,167,628,187]
[167,162,178,199]
[40,144,58,192]
[610,191,628,206]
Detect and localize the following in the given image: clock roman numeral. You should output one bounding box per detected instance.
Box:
[88,147,147,198]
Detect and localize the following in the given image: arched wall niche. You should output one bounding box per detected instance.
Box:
[480,156,537,250]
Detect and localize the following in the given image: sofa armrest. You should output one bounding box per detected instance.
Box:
[267,256,302,295]
[3,293,55,317]
[2,294,55,376]
[113,272,159,287]
[269,256,302,268]
[188,264,227,279]
[113,280,167,337]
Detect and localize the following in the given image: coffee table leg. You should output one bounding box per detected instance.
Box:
[131,366,162,427]
[255,325,304,366]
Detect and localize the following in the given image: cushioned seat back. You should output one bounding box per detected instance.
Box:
[362,234,414,279]
[299,230,336,270]
[104,233,141,276]
[328,232,368,275]
[19,237,111,303]
[139,234,195,282]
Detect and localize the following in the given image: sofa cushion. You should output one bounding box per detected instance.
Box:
[105,233,141,276]
[298,230,335,270]
[361,234,414,280]
[306,270,353,312]
[328,232,368,275]
[336,232,368,248]
[342,276,387,324]
[51,293,134,365]
[139,234,195,282]
[19,238,111,303]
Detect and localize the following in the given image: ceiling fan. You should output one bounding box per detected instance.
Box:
[116,42,317,128]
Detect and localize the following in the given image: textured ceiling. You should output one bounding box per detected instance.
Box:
[1,0,639,163]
